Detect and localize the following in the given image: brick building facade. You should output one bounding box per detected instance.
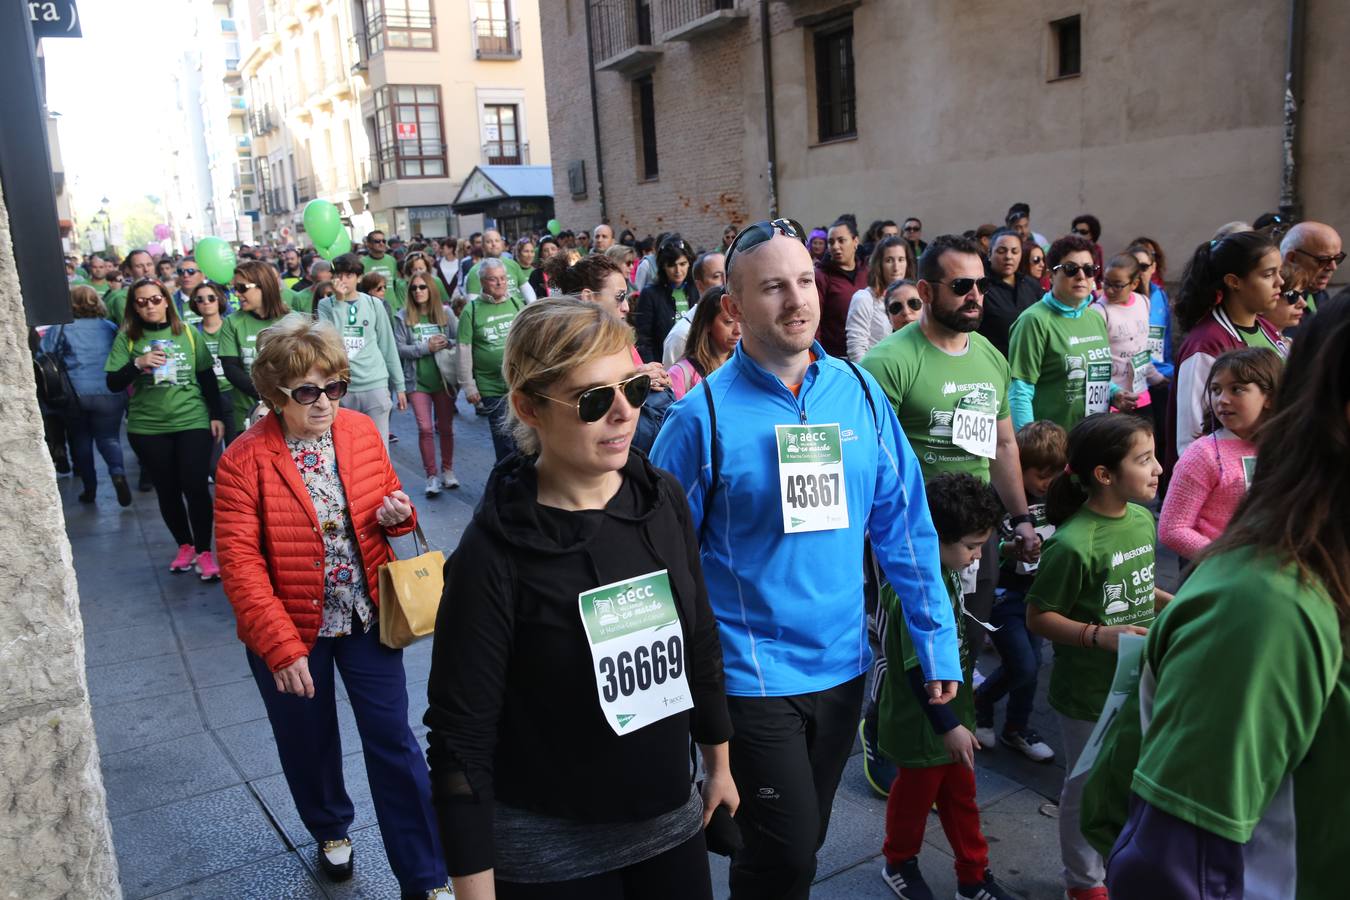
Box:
[543,0,1350,264]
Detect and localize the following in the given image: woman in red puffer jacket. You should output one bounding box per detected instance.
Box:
[214,315,450,899]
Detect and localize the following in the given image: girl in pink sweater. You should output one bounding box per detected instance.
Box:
[1159,347,1282,558]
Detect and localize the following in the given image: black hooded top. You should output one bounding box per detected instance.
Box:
[425,449,731,876]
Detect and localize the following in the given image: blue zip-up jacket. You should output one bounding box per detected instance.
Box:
[1147,282,1175,380]
[650,341,962,697]
[39,318,120,397]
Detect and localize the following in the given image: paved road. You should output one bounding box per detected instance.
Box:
[66,400,1180,898]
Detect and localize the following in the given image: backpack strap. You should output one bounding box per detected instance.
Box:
[843,358,880,434]
[701,382,720,542]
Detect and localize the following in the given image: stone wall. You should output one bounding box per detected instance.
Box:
[0,181,120,895]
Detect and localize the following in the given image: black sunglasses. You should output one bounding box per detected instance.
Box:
[1283,289,1305,305]
[231,281,258,292]
[278,380,349,405]
[725,219,804,275]
[1293,248,1347,269]
[902,225,921,232]
[410,284,430,292]
[177,267,200,276]
[1052,262,1098,279]
[538,374,652,423]
[888,298,923,315]
[931,276,990,296]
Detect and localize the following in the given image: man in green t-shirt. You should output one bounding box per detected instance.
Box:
[859,234,1041,795]
[465,229,531,304]
[105,249,156,324]
[456,258,523,462]
[361,230,399,281]
[87,253,116,297]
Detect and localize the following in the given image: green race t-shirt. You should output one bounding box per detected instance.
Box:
[289,287,314,315]
[389,277,449,318]
[219,311,288,430]
[458,295,523,397]
[362,254,399,281]
[1026,504,1157,720]
[1131,551,1347,898]
[466,258,527,303]
[672,287,688,315]
[861,325,1011,481]
[105,289,128,325]
[1008,300,1113,431]
[104,325,213,435]
[1236,321,1282,353]
[199,326,231,392]
[411,322,445,392]
[877,570,975,767]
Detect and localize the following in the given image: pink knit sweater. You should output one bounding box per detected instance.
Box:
[1158,430,1257,558]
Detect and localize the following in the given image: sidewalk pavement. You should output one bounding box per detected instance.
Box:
[66,400,1182,899]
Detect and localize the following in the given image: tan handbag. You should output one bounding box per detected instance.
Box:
[377,524,445,649]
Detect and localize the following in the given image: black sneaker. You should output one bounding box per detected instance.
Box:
[859,709,897,799]
[880,857,933,900]
[111,475,132,507]
[957,869,1020,899]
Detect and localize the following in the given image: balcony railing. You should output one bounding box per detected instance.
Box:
[483,140,529,166]
[249,104,277,137]
[364,155,382,188]
[348,33,368,71]
[661,0,745,41]
[473,18,521,59]
[590,0,663,73]
[294,176,313,206]
[365,12,436,55]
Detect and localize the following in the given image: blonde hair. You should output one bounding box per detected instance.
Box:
[70,284,106,319]
[504,297,635,455]
[251,315,349,411]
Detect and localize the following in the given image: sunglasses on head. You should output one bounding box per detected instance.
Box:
[538,373,652,423]
[1052,262,1098,279]
[724,219,804,275]
[277,380,349,405]
[931,276,990,296]
[888,297,922,315]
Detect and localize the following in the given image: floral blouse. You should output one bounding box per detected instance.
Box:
[288,430,374,637]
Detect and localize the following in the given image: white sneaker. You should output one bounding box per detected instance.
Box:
[1000,727,1056,763]
[440,469,460,489]
[425,475,442,496]
[974,724,997,749]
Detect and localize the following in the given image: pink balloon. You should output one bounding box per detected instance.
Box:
[153,224,171,240]
[147,241,164,257]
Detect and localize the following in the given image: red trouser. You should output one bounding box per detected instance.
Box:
[882,762,989,885]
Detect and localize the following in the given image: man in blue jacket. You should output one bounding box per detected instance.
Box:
[651,220,961,900]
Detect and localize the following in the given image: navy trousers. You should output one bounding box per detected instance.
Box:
[247,623,446,893]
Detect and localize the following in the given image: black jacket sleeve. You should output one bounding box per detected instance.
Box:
[196,365,222,414]
[220,355,258,399]
[905,664,959,735]
[632,285,665,363]
[424,526,516,877]
[106,361,139,392]
[668,472,733,746]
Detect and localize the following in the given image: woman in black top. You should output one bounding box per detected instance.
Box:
[981,227,1043,357]
[632,237,696,362]
[426,298,736,900]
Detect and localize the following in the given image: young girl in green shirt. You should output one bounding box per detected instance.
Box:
[1025,413,1172,900]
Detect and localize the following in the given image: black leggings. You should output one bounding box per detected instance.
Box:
[128,429,215,552]
[495,831,712,900]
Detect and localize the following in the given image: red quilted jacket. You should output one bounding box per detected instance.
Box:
[214,408,417,672]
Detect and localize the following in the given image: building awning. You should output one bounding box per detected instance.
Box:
[451,165,554,214]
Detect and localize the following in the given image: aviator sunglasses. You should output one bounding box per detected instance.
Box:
[277,380,350,405]
[538,373,652,423]
[724,219,805,276]
[1052,262,1098,279]
[888,297,923,315]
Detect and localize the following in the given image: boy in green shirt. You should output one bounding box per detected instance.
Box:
[877,473,1017,900]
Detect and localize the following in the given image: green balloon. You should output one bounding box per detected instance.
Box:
[318,230,352,261]
[546,218,562,237]
[303,199,342,249]
[195,237,237,284]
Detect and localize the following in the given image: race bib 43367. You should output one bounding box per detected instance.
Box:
[775,423,849,534]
